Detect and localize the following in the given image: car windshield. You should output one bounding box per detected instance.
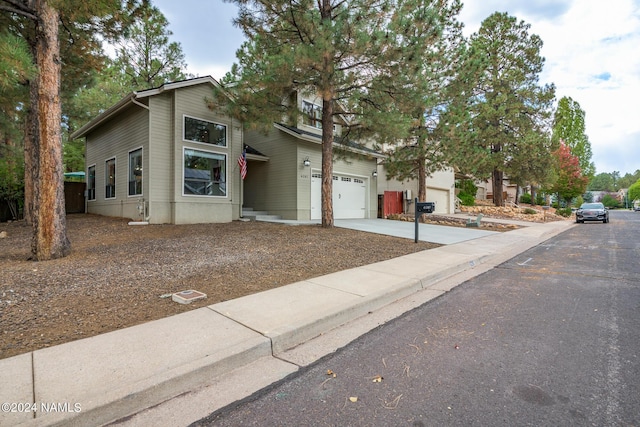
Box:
[580,203,604,209]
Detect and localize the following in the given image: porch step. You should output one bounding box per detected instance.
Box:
[242,208,282,222]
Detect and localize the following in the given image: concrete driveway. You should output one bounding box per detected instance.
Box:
[334,218,498,245]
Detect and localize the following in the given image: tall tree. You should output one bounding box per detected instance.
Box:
[440,12,555,207]
[547,140,589,205]
[112,0,189,90]
[551,96,595,178]
[0,0,139,260]
[217,0,446,227]
[588,172,615,191]
[382,0,464,207]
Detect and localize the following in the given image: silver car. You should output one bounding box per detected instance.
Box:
[576,202,609,223]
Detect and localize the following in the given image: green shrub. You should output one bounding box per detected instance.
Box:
[556,207,572,217]
[535,194,545,205]
[523,208,537,215]
[519,193,532,204]
[458,192,475,206]
[601,194,620,209]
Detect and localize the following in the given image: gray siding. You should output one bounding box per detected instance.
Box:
[148,94,173,223]
[244,128,298,219]
[85,104,149,220]
[170,84,242,224]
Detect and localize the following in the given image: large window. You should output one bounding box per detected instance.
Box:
[302,101,322,129]
[105,157,116,199]
[184,116,226,146]
[183,148,226,197]
[87,165,96,201]
[128,148,143,196]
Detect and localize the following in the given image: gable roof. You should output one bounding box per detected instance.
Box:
[71,76,224,140]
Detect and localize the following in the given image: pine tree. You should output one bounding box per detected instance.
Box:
[0,0,141,260]
[382,0,464,208]
[440,12,555,207]
[217,0,448,227]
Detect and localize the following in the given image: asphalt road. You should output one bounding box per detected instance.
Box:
[193,210,640,426]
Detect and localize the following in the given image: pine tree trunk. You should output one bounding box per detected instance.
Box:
[320,95,334,228]
[319,0,334,228]
[492,168,504,207]
[30,1,70,260]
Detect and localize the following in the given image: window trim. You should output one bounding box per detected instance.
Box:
[87,164,96,201]
[105,157,116,200]
[182,114,228,147]
[182,147,228,198]
[128,147,143,197]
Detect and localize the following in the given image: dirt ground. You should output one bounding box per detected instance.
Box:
[0,215,441,360]
[0,208,565,360]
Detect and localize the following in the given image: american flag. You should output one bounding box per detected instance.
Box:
[237,149,247,180]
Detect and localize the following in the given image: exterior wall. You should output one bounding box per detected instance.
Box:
[244,126,378,220]
[85,104,149,220]
[243,128,298,219]
[147,93,174,223]
[170,84,242,224]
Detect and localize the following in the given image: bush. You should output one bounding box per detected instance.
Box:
[519,193,532,204]
[535,194,545,205]
[556,207,572,217]
[601,194,621,209]
[458,192,475,206]
[523,208,537,215]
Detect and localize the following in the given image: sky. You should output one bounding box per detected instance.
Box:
[152,0,640,177]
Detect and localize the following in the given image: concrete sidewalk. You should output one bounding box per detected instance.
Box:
[0,219,573,427]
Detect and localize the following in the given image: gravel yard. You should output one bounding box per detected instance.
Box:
[0,214,439,360]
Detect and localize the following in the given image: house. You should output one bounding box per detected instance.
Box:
[241,92,384,221]
[376,166,456,216]
[72,76,244,224]
[72,77,384,224]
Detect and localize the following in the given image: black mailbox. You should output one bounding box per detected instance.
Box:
[416,202,435,214]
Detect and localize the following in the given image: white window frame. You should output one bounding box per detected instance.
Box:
[105,157,116,200]
[182,147,228,198]
[183,114,227,147]
[128,147,143,197]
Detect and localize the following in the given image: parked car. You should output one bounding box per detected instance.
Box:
[575,202,609,223]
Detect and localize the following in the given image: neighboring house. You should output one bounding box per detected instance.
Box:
[72,77,384,224]
[475,177,523,205]
[72,76,244,224]
[376,166,456,215]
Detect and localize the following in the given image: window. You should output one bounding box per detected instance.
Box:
[105,158,116,199]
[87,165,96,201]
[128,148,143,196]
[184,116,226,146]
[302,101,322,129]
[183,148,226,197]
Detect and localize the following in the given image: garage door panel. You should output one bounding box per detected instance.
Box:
[311,173,366,219]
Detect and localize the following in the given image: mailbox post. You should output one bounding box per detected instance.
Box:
[414,197,435,243]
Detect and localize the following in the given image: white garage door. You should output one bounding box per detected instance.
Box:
[426,188,450,214]
[311,172,366,219]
